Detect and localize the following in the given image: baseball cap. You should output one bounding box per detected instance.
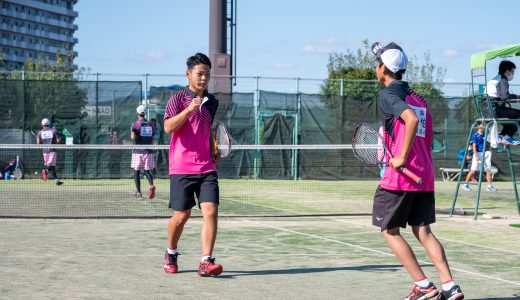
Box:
[136,105,146,115]
[41,118,50,126]
[371,42,408,73]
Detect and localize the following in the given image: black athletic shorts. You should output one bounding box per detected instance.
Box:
[169,171,219,211]
[372,185,435,230]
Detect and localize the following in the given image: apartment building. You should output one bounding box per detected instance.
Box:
[0,0,78,70]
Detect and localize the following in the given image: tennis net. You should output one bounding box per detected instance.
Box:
[0,144,378,218]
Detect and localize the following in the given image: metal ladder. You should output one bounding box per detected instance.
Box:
[450,118,520,219]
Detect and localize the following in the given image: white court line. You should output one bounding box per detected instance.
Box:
[333,218,520,255]
[224,198,305,215]
[126,191,169,204]
[243,218,520,286]
[0,253,349,258]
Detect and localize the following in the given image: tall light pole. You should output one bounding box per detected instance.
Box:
[209,0,235,93]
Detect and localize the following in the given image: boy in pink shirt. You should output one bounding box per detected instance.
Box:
[162,53,222,277]
[371,42,463,300]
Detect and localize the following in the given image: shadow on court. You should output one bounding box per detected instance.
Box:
[473,295,520,300]
[218,264,402,278]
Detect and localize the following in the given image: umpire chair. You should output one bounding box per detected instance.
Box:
[450,44,520,219]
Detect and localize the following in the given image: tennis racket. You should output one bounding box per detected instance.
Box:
[212,122,232,158]
[13,155,22,179]
[352,123,423,184]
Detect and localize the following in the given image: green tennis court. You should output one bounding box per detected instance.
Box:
[1,178,520,299]
[1,214,519,299]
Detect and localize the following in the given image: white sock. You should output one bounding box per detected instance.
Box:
[201,255,211,262]
[167,248,177,255]
[442,280,455,291]
[414,278,430,288]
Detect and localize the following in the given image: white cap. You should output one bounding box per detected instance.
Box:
[136,105,146,115]
[371,42,408,73]
[41,118,50,126]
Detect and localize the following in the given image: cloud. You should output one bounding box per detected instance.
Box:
[128,51,170,64]
[443,48,459,57]
[301,44,331,54]
[271,62,294,69]
[321,38,338,45]
[138,51,169,62]
[472,43,508,52]
[443,77,457,83]
[299,38,343,54]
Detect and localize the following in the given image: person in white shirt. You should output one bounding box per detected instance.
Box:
[486,60,520,145]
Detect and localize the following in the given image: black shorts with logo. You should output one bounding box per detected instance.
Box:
[372,185,435,230]
[169,171,219,211]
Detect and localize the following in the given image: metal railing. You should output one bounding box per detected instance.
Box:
[0,70,488,98]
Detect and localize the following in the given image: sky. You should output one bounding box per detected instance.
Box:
[75,0,520,89]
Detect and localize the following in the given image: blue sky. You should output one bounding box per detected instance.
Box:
[75,0,520,85]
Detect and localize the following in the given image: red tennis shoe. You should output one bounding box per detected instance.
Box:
[148,185,156,199]
[164,252,179,274]
[197,257,223,277]
[404,282,439,300]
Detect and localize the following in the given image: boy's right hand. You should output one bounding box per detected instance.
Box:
[187,97,203,112]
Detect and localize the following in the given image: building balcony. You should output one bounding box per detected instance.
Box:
[0,8,78,30]
[5,0,79,17]
[2,53,26,63]
[1,24,78,44]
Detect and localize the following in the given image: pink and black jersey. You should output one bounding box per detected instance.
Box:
[37,126,58,153]
[131,117,155,154]
[164,88,218,175]
[378,81,434,191]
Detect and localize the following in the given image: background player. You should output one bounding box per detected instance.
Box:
[130,105,156,199]
[37,118,63,186]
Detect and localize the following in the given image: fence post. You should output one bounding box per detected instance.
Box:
[293,77,301,180]
[254,76,260,179]
[21,71,26,144]
[144,73,149,107]
[95,73,100,177]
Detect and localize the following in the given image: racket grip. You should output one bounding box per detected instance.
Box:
[400,167,423,184]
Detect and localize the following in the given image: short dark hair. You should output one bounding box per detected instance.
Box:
[381,63,405,80]
[499,60,516,75]
[186,53,212,70]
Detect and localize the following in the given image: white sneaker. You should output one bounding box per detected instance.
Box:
[487,185,497,192]
[462,184,471,191]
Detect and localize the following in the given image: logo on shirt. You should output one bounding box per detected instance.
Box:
[40,130,53,139]
[140,125,153,137]
[409,105,426,138]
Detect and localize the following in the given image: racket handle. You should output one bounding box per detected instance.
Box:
[400,167,423,185]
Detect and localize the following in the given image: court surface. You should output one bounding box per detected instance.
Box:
[1,214,520,299]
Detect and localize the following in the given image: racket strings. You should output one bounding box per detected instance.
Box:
[216,125,231,157]
[352,124,386,165]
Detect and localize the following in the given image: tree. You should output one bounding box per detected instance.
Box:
[320,40,449,139]
[320,39,380,100]
[0,51,88,140]
[405,52,449,127]
[0,48,24,129]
